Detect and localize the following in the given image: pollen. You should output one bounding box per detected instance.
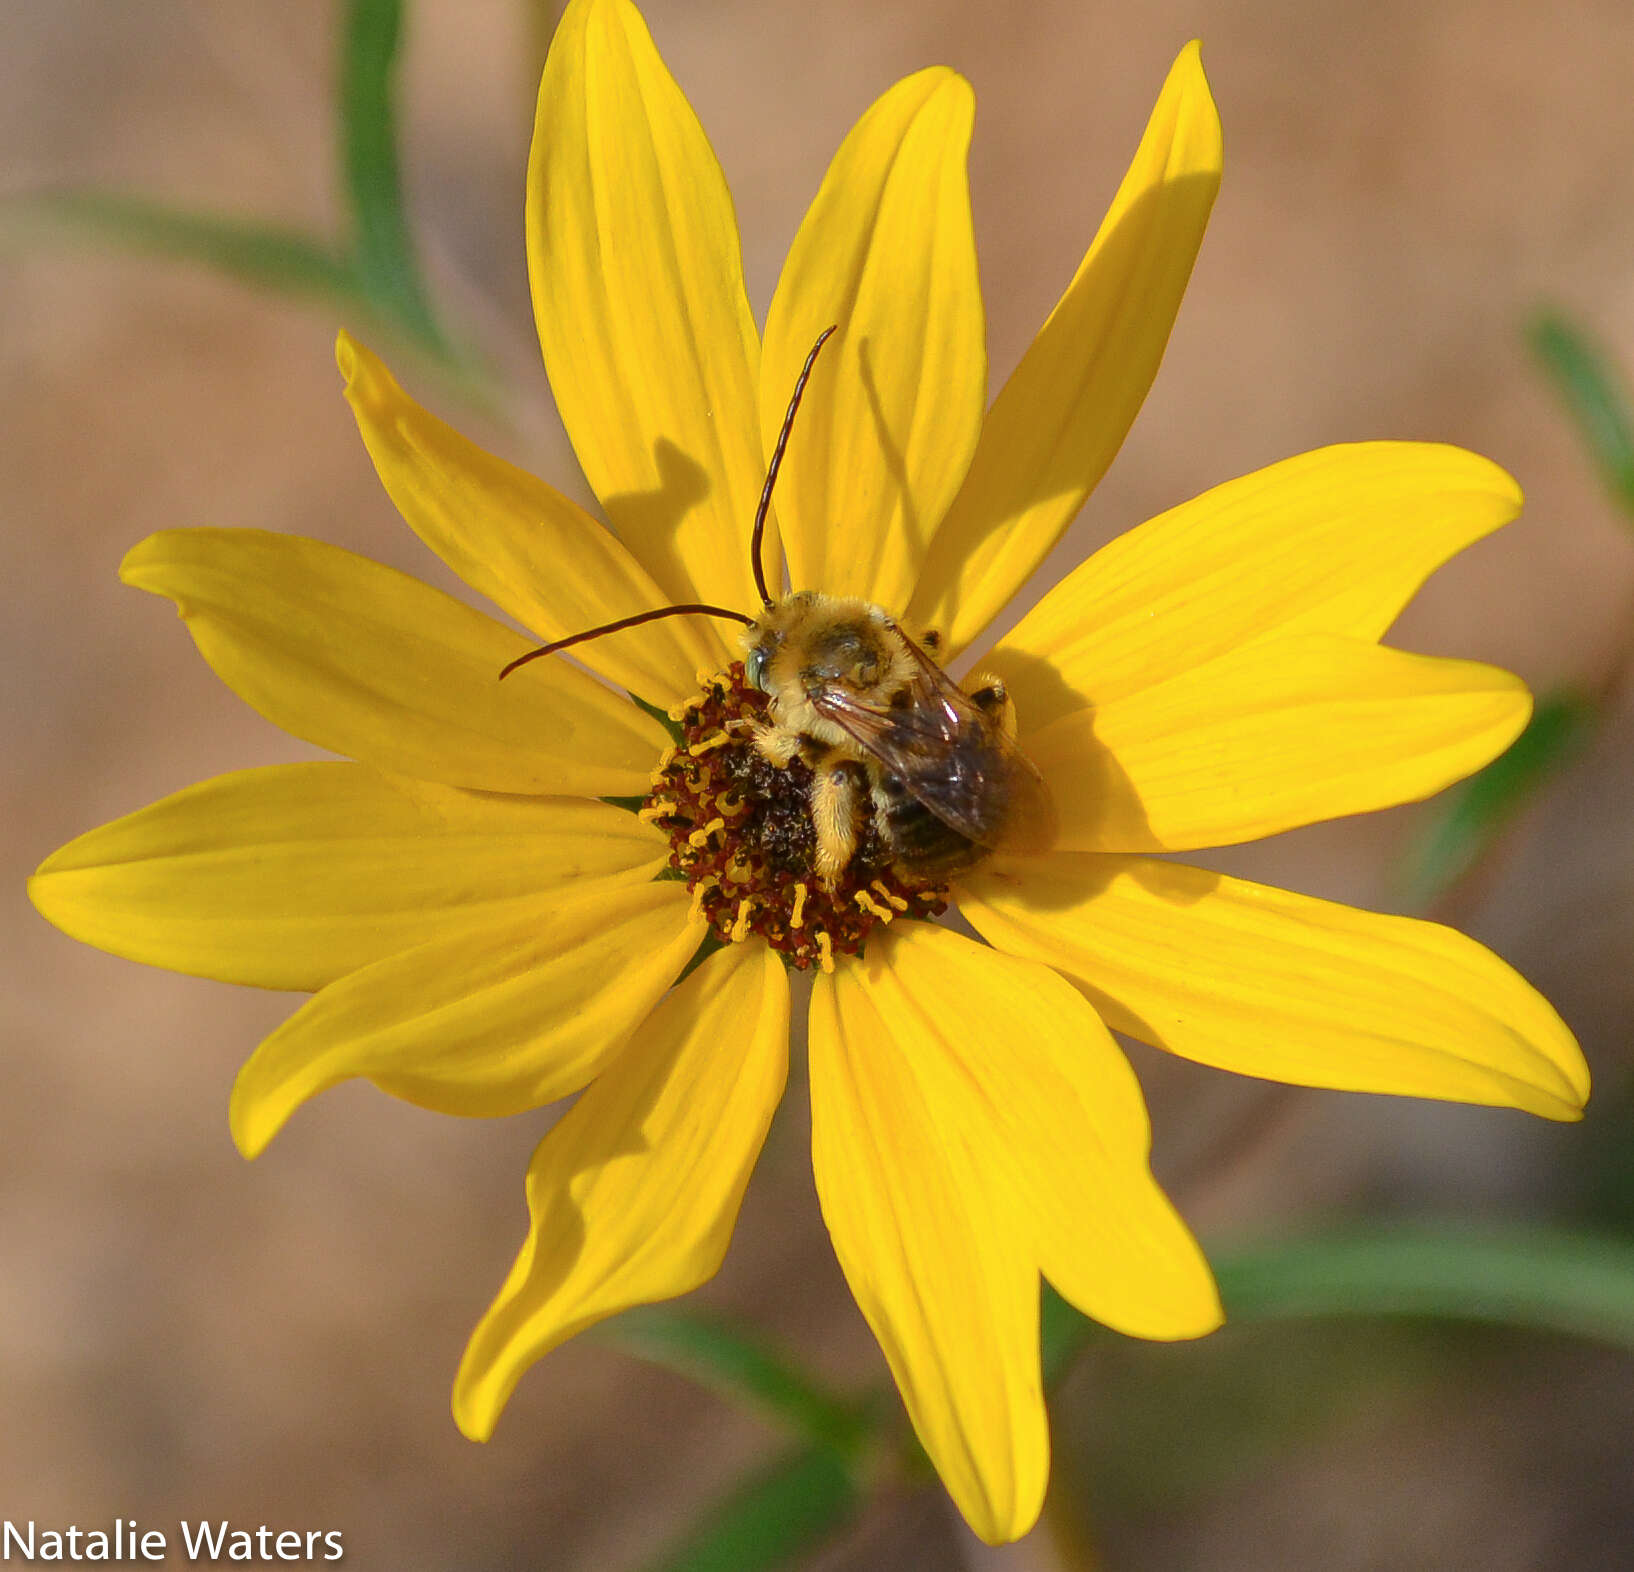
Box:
[854,889,894,921]
[870,879,910,912]
[644,664,949,969]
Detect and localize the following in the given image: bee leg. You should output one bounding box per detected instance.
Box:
[965,673,1016,738]
[811,762,863,887]
[750,722,804,770]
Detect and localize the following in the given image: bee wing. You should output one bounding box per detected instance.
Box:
[809,642,1056,856]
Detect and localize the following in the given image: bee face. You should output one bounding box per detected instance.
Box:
[745,595,902,703]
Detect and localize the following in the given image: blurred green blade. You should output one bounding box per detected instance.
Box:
[1531,311,1634,517]
[1044,1226,1634,1386]
[1041,1282,1097,1386]
[1400,689,1593,906]
[598,1307,873,1458]
[340,0,444,348]
[1220,1225,1634,1345]
[0,189,358,301]
[642,1445,861,1572]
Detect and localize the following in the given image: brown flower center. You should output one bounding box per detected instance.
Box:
[640,665,949,971]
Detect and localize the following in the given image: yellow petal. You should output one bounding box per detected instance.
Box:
[908,43,1221,653]
[454,941,788,1439]
[810,941,1044,1544]
[121,530,664,797]
[761,69,984,611]
[815,925,1216,1544]
[992,443,1524,732]
[529,0,764,616]
[28,764,668,990]
[960,855,1589,1120]
[230,882,704,1156]
[338,334,721,707]
[1030,634,1531,853]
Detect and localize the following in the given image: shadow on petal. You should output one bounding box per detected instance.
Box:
[601,437,718,606]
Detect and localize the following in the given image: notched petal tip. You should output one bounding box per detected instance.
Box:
[116,531,168,589]
[119,532,214,614]
[902,62,973,109]
[118,533,198,621]
[334,332,399,423]
[335,330,397,414]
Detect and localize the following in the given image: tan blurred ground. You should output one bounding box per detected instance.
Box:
[4,2,1634,1569]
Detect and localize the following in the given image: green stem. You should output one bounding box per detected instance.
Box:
[339,0,446,352]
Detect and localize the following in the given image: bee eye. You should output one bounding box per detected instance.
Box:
[746,646,770,692]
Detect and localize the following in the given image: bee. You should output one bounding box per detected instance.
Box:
[501,326,1055,886]
[739,593,1053,883]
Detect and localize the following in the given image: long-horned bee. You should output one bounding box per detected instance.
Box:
[740,592,1053,883]
[501,326,1055,887]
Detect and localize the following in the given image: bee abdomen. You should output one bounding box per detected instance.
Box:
[875,777,982,881]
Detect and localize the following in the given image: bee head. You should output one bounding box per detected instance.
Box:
[745,596,905,707]
[742,591,814,694]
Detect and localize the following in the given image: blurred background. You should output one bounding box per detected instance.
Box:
[5,1,1634,1567]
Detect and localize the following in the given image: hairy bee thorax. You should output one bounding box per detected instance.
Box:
[640,663,949,973]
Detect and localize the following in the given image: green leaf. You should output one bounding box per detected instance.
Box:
[1215,1225,1634,1344]
[675,929,729,984]
[0,189,359,302]
[1041,1281,1099,1386]
[1398,688,1594,906]
[340,0,445,350]
[641,1445,861,1572]
[1531,311,1634,518]
[1044,1226,1634,1387]
[630,691,687,746]
[597,1307,874,1460]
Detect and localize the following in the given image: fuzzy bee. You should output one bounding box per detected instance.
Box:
[739,592,1052,884]
[501,327,1056,886]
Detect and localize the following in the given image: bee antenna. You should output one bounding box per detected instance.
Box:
[498,603,755,680]
[750,324,838,607]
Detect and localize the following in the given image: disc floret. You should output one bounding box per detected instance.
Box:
[641,665,949,971]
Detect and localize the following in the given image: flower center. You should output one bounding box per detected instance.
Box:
[640,664,950,971]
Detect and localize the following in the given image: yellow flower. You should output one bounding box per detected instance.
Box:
[30,0,1588,1545]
